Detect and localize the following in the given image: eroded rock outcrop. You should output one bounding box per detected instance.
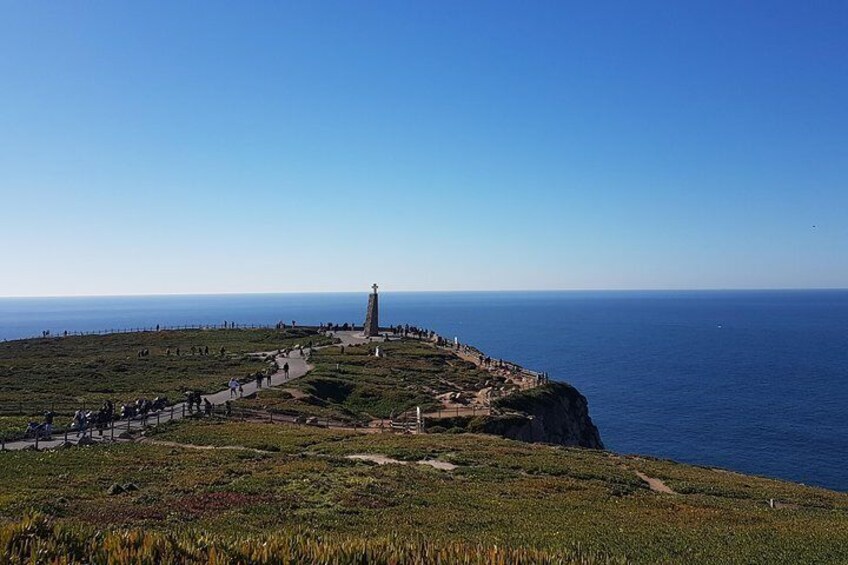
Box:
[483,382,604,449]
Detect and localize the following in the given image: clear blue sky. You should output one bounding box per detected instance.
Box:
[1,1,846,296]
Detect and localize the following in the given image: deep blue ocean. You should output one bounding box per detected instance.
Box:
[1,290,846,491]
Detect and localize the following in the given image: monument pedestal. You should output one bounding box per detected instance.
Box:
[363,284,379,337]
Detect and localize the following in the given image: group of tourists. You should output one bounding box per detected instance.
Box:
[119,396,168,419]
[21,325,309,442]
[24,411,54,439]
[319,322,357,332]
[165,345,224,357]
[228,357,290,398]
[183,391,206,414]
[69,400,118,437]
[393,324,434,339]
[253,371,272,389]
[22,394,176,441]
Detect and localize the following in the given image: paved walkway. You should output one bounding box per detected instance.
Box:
[1,331,381,451]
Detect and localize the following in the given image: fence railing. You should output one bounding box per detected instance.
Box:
[0,402,98,417]
[12,323,338,342]
[0,401,403,450]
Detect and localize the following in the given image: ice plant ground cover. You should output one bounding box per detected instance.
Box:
[0,419,845,564]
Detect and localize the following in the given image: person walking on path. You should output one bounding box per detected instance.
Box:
[42,411,54,439]
[228,378,239,398]
[72,410,87,437]
[204,398,212,417]
[283,362,290,380]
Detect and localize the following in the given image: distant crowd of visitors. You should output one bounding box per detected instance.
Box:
[21,338,302,442]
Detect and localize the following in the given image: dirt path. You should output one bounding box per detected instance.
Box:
[138,437,274,454]
[346,453,457,471]
[634,470,677,494]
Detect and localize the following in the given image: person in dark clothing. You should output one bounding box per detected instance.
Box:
[43,411,55,438]
[204,398,212,416]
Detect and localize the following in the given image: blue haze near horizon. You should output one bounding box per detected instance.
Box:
[1,290,846,491]
[2,2,848,295]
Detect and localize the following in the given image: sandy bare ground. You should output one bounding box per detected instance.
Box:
[346,453,457,471]
[634,470,677,494]
[138,437,274,454]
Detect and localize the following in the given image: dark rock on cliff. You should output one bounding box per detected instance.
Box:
[486,382,604,449]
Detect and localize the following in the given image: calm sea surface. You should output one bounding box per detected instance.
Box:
[1,290,846,491]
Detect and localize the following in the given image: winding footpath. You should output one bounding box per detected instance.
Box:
[1,331,380,452]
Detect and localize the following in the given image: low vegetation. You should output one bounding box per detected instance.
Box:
[242,339,493,422]
[1,513,601,564]
[1,329,845,563]
[0,328,330,439]
[0,419,845,563]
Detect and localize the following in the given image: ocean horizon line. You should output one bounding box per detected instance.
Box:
[2,287,848,300]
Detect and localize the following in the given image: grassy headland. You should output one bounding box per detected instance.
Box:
[0,328,330,439]
[0,327,845,563]
[240,339,499,422]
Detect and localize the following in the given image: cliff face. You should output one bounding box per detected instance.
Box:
[486,382,604,449]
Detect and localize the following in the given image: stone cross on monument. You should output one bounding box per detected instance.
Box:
[363,283,380,337]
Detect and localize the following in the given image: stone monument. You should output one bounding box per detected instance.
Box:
[363,283,379,337]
